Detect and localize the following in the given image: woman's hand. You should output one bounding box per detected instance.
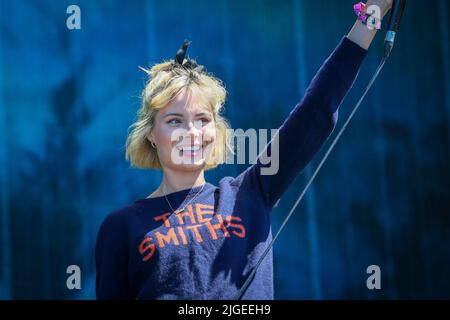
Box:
[365,0,393,19]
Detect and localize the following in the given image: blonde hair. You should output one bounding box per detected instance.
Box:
[125,58,232,170]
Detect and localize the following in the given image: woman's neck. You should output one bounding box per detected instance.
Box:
[149,170,206,198]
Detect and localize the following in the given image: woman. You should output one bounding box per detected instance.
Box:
[96,0,393,300]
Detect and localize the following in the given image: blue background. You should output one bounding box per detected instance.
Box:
[1,0,449,299]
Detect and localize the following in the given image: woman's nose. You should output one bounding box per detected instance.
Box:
[186,121,205,145]
[186,120,202,136]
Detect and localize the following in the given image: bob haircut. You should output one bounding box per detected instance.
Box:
[125,58,233,170]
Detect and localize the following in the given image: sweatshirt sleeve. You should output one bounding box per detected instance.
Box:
[95,212,130,299]
[235,36,368,210]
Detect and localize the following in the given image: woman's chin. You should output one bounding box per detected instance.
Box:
[175,163,206,172]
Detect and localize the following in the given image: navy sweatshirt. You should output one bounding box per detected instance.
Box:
[96,36,368,300]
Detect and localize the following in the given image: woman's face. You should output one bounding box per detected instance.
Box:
[148,89,216,172]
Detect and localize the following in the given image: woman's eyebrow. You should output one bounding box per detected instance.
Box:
[163,112,211,118]
[162,113,183,118]
[195,112,211,117]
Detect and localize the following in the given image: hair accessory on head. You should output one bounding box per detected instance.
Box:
[174,39,206,73]
[175,39,192,65]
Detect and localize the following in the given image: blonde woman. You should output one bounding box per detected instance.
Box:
[96,0,393,300]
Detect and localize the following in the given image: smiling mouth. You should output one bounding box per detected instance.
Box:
[176,144,206,157]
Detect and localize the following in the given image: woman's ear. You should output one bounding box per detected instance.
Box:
[146,126,153,141]
[147,131,157,149]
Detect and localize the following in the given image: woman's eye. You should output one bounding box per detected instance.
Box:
[167,119,181,125]
[200,117,211,124]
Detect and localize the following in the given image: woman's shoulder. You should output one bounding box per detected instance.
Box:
[98,202,143,234]
[95,205,142,255]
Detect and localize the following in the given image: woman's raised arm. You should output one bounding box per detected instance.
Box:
[234,1,393,209]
